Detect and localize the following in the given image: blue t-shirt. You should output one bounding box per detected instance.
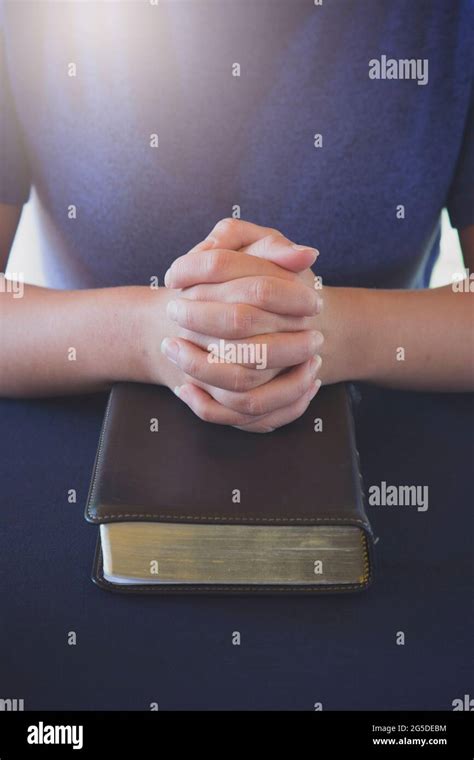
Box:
[0,0,473,290]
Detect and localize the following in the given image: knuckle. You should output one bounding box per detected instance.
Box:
[214,217,239,236]
[239,391,263,417]
[182,353,200,378]
[230,304,252,335]
[253,277,273,307]
[231,366,255,392]
[201,252,221,279]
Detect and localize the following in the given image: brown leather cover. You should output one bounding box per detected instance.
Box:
[85,382,374,593]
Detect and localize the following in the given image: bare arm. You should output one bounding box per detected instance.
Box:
[0,207,317,402]
[0,203,180,397]
[165,219,474,411]
[316,226,474,391]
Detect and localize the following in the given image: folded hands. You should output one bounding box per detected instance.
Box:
[160,218,324,432]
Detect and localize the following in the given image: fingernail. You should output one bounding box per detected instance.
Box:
[314,295,323,314]
[173,385,181,398]
[310,355,322,379]
[164,268,172,287]
[160,337,179,363]
[309,331,324,351]
[307,289,323,315]
[291,244,319,260]
[166,300,178,320]
[309,379,322,399]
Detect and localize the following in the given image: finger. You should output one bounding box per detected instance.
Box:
[164,249,297,289]
[200,218,318,273]
[167,298,313,339]
[234,378,322,433]
[178,329,324,370]
[241,235,319,272]
[207,218,280,249]
[205,356,322,416]
[161,336,277,391]
[180,276,322,316]
[186,239,216,254]
[175,383,271,427]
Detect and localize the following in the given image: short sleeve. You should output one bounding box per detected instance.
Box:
[446,83,474,230]
[0,10,31,205]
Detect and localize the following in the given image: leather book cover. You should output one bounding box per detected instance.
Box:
[85,382,374,594]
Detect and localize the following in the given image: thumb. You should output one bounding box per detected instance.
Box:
[188,219,319,274]
[242,236,319,273]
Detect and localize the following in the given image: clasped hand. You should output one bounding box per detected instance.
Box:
[161,219,324,432]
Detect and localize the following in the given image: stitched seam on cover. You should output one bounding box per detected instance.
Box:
[87,393,370,533]
[89,513,369,524]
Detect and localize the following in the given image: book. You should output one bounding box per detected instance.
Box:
[85,382,374,594]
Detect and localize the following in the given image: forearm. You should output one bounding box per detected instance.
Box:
[0,279,174,397]
[319,284,474,391]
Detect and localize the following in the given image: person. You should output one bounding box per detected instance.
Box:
[0,0,472,433]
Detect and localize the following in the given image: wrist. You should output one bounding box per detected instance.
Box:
[92,286,154,386]
[125,285,181,387]
[315,285,373,384]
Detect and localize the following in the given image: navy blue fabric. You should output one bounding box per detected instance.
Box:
[1,0,473,290]
[0,387,472,710]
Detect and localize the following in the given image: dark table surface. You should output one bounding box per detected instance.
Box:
[1,384,472,711]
